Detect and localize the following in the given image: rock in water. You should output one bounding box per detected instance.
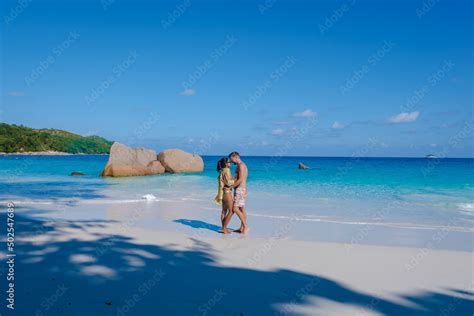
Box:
[101,143,203,176]
[298,162,310,169]
[158,149,204,173]
[70,171,86,176]
[100,142,165,177]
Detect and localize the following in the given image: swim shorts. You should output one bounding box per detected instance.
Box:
[234,187,247,208]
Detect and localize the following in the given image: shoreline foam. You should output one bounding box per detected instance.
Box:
[7,196,474,234]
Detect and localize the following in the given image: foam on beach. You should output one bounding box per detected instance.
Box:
[142,194,158,201]
[248,212,474,233]
[457,203,474,215]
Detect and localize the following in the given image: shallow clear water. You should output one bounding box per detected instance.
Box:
[0,155,473,231]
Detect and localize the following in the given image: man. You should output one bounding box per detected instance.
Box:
[223,151,249,234]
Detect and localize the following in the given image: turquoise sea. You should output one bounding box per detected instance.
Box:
[0,155,473,233]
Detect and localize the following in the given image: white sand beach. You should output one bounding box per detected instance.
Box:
[5,199,473,315]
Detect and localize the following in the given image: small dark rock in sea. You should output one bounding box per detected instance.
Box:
[298,162,310,170]
[105,301,112,306]
[70,171,86,176]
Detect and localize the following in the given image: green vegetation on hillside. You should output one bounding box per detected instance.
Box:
[0,123,113,154]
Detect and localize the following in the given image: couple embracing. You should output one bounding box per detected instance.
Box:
[214,152,249,234]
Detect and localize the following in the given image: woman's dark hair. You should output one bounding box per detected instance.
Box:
[216,157,229,172]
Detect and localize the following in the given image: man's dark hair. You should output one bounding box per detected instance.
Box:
[228,151,240,158]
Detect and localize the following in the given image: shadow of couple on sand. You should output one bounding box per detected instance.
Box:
[174,219,222,232]
[2,212,473,316]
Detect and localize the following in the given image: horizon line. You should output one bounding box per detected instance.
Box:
[202,154,474,159]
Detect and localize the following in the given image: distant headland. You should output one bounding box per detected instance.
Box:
[0,123,113,154]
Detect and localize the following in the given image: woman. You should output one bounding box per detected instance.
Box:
[214,157,234,234]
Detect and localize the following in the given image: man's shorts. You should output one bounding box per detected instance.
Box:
[234,187,247,208]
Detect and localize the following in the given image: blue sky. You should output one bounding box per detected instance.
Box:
[1,0,473,157]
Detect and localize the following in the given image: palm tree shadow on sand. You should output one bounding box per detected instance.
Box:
[3,212,473,316]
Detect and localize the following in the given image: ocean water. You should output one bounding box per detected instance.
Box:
[0,155,473,232]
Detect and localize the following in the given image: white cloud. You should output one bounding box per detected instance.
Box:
[439,122,458,129]
[331,121,345,129]
[7,91,25,97]
[388,111,420,123]
[293,109,317,118]
[179,88,195,96]
[270,128,285,136]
